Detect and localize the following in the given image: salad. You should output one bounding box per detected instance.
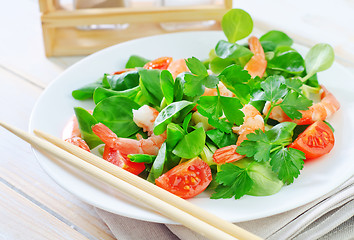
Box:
[63,9,340,200]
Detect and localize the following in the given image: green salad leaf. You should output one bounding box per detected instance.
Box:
[72,80,103,100]
[93,86,140,104]
[233,158,284,196]
[207,129,237,149]
[237,122,306,184]
[218,64,252,104]
[221,9,253,43]
[154,101,196,135]
[147,143,167,183]
[125,55,150,68]
[74,107,102,149]
[93,96,140,138]
[172,127,206,159]
[303,43,335,81]
[183,57,219,97]
[104,71,140,91]
[160,70,175,106]
[139,69,164,106]
[267,46,305,74]
[259,30,293,51]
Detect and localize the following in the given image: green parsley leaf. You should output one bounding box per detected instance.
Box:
[183,57,219,97]
[285,78,303,93]
[279,92,312,119]
[236,129,272,162]
[197,95,244,133]
[270,147,305,184]
[260,75,288,102]
[211,163,253,199]
[185,57,208,76]
[218,64,252,104]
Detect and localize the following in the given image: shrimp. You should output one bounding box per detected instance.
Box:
[92,105,166,156]
[62,111,93,151]
[263,85,340,125]
[167,58,189,79]
[213,104,265,164]
[244,36,267,78]
[203,82,235,97]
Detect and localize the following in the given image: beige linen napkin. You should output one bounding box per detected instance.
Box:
[96,176,354,240]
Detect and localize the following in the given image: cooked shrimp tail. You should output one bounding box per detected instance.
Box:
[92,105,167,156]
[244,36,267,78]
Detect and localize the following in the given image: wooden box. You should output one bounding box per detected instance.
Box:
[39,0,232,56]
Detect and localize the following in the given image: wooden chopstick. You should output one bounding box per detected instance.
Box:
[0,121,236,240]
[0,121,262,240]
[33,129,262,240]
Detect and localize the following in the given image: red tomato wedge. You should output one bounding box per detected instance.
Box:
[143,57,173,70]
[65,137,90,152]
[289,120,335,159]
[155,157,212,199]
[103,145,145,175]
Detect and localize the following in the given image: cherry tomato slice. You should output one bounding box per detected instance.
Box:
[155,157,212,199]
[289,120,335,159]
[65,137,91,152]
[143,57,173,70]
[103,145,145,175]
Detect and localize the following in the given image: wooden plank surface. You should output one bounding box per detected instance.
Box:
[0,182,88,240]
[0,68,114,239]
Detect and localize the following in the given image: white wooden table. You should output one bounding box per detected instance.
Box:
[1,0,353,239]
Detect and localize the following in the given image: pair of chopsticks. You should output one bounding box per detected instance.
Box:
[0,121,262,240]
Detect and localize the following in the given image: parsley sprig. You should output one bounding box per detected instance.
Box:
[183,57,219,97]
[197,87,244,133]
[211,163,254,199]
[212,122,306,199]
[257,75,312,122]
[237,122,305,184]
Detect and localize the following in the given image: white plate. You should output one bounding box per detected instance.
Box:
[29,31,354,224]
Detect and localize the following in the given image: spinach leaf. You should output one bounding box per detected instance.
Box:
[206,129,237,149]
[154,101,196,135]
[172,127,206,159]
[303,43,335,81]
[72,80,102,100]
[147,143,167,183]
[259,30,293,51]
[160,70,175,105]
[138,68,164,106]
[104,71,140,91]
[93,96,140,137]
[166,123,185,151]
[93,86,140,104]
[215,40,253,63]
[221,9,253,43]
[267,46,305,74]
[182,113,192,133]
[74,107,102,149]
[125,55,150,68]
